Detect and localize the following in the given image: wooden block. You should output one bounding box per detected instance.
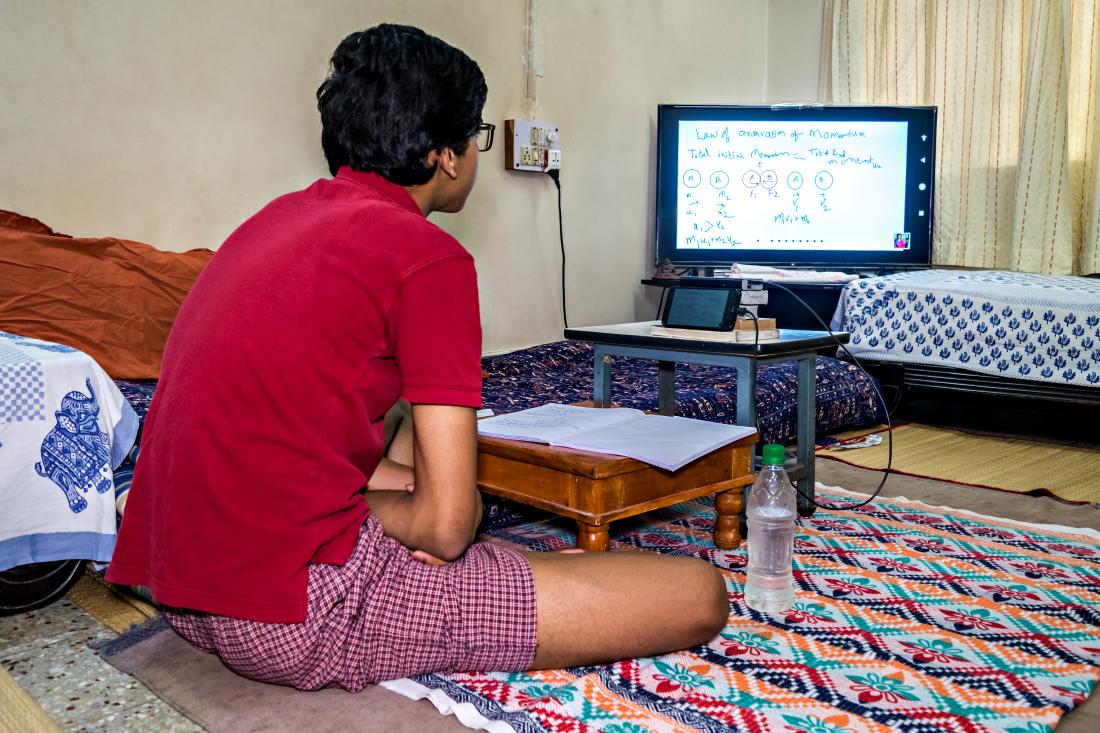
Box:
[736,316,777,331]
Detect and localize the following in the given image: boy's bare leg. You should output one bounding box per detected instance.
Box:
[523,550,728,669]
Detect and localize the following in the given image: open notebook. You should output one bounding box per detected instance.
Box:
[477,403,756,471]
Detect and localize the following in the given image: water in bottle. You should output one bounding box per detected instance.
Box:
[744,443,796,613]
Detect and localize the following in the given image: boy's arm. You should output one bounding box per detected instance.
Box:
[365,404,482,561]
[366,457,415,491]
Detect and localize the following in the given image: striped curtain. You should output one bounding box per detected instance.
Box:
[824,0,1100,275]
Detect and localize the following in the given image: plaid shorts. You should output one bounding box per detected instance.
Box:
[165,516,538,691]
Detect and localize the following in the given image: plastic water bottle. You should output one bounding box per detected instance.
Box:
[744,443,796,613]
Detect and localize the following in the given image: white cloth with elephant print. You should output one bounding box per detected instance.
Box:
[0,332,137,571]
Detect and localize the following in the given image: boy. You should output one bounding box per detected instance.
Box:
[108,24,727,691]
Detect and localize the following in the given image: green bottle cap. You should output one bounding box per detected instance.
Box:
[761,443,786,466]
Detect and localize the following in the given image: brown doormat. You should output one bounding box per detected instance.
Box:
[816,423,1100,504]
[94,618,464,733]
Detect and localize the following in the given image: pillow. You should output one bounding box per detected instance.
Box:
[0,210,214,379]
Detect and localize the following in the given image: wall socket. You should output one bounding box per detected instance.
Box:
[505,119,561,173]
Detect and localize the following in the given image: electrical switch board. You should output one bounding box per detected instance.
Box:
[504,119,561,172]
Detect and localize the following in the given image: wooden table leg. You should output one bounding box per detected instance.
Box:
[714,487,744,549]
[577,522,610,551]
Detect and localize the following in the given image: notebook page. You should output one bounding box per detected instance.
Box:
[555,414,757,471]
[476,403,644,444]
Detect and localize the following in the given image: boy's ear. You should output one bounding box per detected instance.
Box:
[435,147,459,180]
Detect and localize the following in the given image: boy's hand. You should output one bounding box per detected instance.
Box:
[368,405,480,562]
[411,549,449,566]
[411,546,586,566]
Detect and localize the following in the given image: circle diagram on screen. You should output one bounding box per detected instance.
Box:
[742,171,761,188]
[709,171,729,189]
[682,169,702,188]
[814,171,834,190]
[787,172,804,189]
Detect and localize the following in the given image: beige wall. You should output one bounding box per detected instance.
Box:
[0,0,822,353]
[766,0,826,103]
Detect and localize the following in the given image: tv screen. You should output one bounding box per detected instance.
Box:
[655,104,936,271]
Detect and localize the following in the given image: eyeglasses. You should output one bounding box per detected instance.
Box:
[475,122,495,152]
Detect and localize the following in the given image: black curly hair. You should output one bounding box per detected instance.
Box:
[316,24,487,185]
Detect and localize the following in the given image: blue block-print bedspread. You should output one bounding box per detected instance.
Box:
[832,270,1100,387]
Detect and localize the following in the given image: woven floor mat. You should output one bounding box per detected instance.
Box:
[817,423,1100,504]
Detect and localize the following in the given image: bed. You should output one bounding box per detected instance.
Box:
[0,210,211,612]
[110,341,883,534]
[831,269,1100,405]
[115,344,883,449]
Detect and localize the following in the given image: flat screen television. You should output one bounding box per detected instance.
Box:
[655,104,936,271]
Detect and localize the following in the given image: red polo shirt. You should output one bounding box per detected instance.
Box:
[107,169,483,623]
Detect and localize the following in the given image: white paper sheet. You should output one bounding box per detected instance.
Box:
[477,403,756,471]
[477,403,643,443]
[559,414,756,471]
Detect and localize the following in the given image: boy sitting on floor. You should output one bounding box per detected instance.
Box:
[107,23,728,691]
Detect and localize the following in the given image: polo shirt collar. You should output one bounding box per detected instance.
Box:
[336,167,423,217]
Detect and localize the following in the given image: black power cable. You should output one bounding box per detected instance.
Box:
[546,168,567,328]
[738,306,760,346]
[745,279,894,512]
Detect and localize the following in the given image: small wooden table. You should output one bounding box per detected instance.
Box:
[477,433,757,551]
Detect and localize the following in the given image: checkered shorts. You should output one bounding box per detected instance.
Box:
[165,516,538,691]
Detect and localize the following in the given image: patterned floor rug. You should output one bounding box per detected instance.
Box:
[382,487,1100,733]
[89,486,1100,732]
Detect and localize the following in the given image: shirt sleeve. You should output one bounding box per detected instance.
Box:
[393,254,483,407]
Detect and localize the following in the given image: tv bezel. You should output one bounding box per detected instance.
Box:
[655,104,937,271]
